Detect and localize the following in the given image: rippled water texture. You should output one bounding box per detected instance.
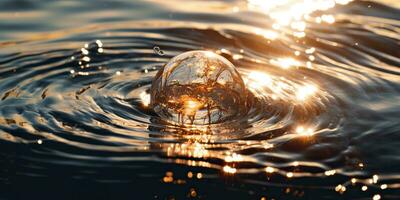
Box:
[1,0,400,199]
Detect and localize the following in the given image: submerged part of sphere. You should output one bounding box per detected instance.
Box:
[150,50,248,125]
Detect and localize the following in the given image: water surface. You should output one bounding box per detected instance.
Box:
[1,0,400,199]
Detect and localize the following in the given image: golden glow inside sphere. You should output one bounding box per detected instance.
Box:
[150,50,248,125]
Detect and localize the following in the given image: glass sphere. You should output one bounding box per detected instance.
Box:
[150,50,248,125]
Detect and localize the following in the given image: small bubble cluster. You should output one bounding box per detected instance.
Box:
[153,46,165,56]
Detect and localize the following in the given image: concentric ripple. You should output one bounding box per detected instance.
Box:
[0,0,400,199]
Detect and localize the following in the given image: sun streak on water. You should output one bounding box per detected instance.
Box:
[248,0,352,37]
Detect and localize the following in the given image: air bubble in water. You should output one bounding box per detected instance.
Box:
[150,50,248,125]
[153,46,165,56]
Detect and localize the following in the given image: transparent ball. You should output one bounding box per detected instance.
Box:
[150,50,248,125]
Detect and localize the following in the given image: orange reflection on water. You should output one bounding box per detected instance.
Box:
[223,165,237,174]
[335,184,347,194]
[245,71,273,91]
[324,169,336,176]
[254,28,279,40]
[166,142,209,158]
[265,166,275,173]
[295,125,315,136]
[244,69,322,105]
[248,0,352,36]
[140,91,150,107]
[270,58,300,69]
[224,153,243,162]
[296,84,318,101]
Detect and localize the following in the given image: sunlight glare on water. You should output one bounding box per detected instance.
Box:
[248,0,352,37]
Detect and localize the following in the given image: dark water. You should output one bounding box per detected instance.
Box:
[1,0,400,199]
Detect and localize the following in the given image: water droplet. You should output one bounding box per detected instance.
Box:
[81,48,89,55]
[335,184,346,194]
[153,46,165,56]
[196,173,202,179]
[82,56,91,62]
[95,40,103,48]
[150,50,248,125]
[265,166,275,173]
[373,194,381,200]
[187,171,193,178]
[351,178,357,184]
[362,186,368,191]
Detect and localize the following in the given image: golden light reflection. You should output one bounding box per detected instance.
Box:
[196,173,203,179]
[265,166,275,173]
[270,58,300,69]
[286,172,294,178]
[245,71,273,90]
[223,165,237,174]
[321,14,335,23]
[163,171,174,183]
[254,28,278,40]
[224,153,243,162]
[244,69,322,105]
[189,188,197,197]
[372,174,379,183]
[232,54,243,60]
[187,171,193,178]
[166,142,209,158]
[362,185,368,191]
[183,98,203,115]
[324,169,336,176]
[174,158,212,168]
[373,194,381,200]
[305,62,312,69]
[140,91,150,107]
[295,125,315,136]
[335,184,346,194]
[296,84,318,101]
[291,21,306,31]
[247,0,352,37]
[305,47,316,54]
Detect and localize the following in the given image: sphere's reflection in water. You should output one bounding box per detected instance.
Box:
[150,50,248,126]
